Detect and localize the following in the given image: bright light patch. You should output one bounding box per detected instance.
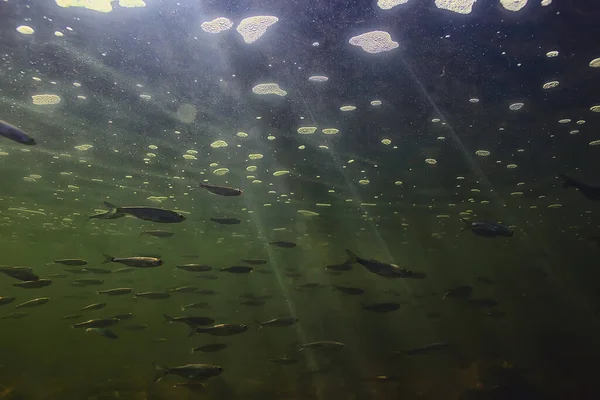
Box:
[349,31,399,54]
[210,140,228,148]
[252,83,287,96]
[201,17,233,34]
[16,25,34,35]
[32,94,61,105]
[236,16,279,44]
[434,0,477,14]
[297,127,317,135]
[500,0,528,12]
[322,128,339,135]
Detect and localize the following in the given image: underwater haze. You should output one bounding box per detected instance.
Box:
[1,0,600,399]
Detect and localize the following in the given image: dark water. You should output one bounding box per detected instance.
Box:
[1,0,600,399]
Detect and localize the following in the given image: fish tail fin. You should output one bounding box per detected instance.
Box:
[188,328,198,337]
[162,314,173,324]
[101,254,114,264]
[153,363,167,383]
[345,249,359,264]
[254,319,264,330]
[103,201,119,211]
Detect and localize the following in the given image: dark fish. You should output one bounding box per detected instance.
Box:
[258,316,298,328]
[170,286,198,293]
[220,266,253,274]
[363,302,401,313]
[332,285,364,295]
[54,259,87,266]
[15,297,50,308]
[163,314,214,327]
[154,363,223,383]
[199,182,243,196]
[240,300,266,306]
[270,241,297,248]
[299,341,345,351]
[196,289,218,295]
[476,276,495,285]
[86,268,112,275]
[62,314,82,320]
[2,312,28,319]
[192,324,249,336]
[98,288,132,296]
[73,318,120,328]
[443,286,473,300]
[211,217,241,225]
[80,303,107,311]
[325,262,353,272]
[135,292,170,300]
[113,267,135,274]
[48,273,68,278]
[182,302,209,310]
[173,382,205,391]
[0,266,40,281]
[241,259,267,265]
[0,297,16,306]
[12,279,51,289]
[460,218,514,238]
[141,230,175,237]
[469,298,498,308]
[176,264,212,272]
[346,250,425,279]
[65,268,89,274]
[561,174,600,200]
[86,328,118,339]
[72,278,104,286]
[0,119,36,145]
[269,357,298,365]
[402,342,448,355]
[191,343,227,353]
[124,324,148,331]
[113,313,134,320]
[102,254,163,268]
[102,202,186,223]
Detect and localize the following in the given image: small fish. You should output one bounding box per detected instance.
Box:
[220,266,253,274]
[113,267,135,274]
[13,279,52,289]
[102,254,163,268]
[299,341,345,351]
[65,268,89,274]
[269,357,298,365]
[258,316,298,328]
[0,266,40,281]
[269,241,297,248]
[325,262,353,272]
[191,343,227,353]
[86,328,118,339]
[0,119,36,145]
[199,182,243,196]
[86,268,112,274]
[141,230,175,237]
[54,259,87,266]
[73,318,119,328]
[196,289,218,296]
[346,249,424,279]
[211,217,241,225]
[176,264,212,272]
[98,288,132,296]
[101,202,186,223]
[173,382,205,391]
[402,342,448,355]
[240,300,266,306]
[154,363,223,383]
[61,314,82,320]
[460,217,514,238]
[113,312,134,320]
[2,312,28,319]
[163,314,214,327]
[135,292,171,300]
[0,297,16,306]
[182,302,209,310]
[15,297,50,308]
[241,259,267,265]
[80,302,107,311]
[169,286,198,293]
[332,285,364,295]
[363,302,401,313]
[192,324,249,336]
[469,298,498,307]
[443,286,473,300]
[561,174,600,201]
[124,324,148,331]
[72,278,104,286]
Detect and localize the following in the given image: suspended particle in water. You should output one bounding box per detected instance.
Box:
[359,179,370,185]
[349,31,399,53]
[252,83,287,96]
[589,58,600,68]
[298,127,317,134]
[425,158,437,165]
[16,25,34,34]
[434,0,477,14]
[210,140,228,148]
[371,100,383,106]
[546,50,559,58]
[237,131,248,137]
[32,94,61,105]
[273,170,290,176]
[500,0,528,12]
[322,128,339,135]
[590,105,600,113]
[558,119,571,124]
[589,140,600,146]
[542,81,559,89]
[213,168,230,176]
[236,16,279,44]
[377,0,410,10]
[201,17,233,34]
[340,105,356,111]
[381,139,391,145]
[249,153,264,160]
[475,150,490,156]
[308,76,328,82]
[509,102,524,111]
[506,164,518,169]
